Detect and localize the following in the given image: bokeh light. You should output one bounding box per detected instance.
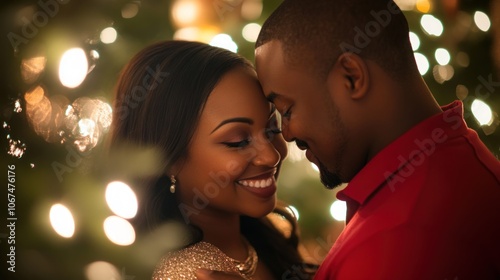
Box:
[420,14,443,36]
[395,0,417,11]
[59,48,88,88]
[474,11,491,32]
[78,118,96,137]
[174,27,201,41]
[330,200,347,221]
[456,52,470,67]
[121,3,140,19]
[103,216,136,246]
[49,204,75,238]
[88,50,100,73]
[105,181,138,219]
[64,97,112,152]
[171,0,199,27]
[416,0,431,13]
[24,85,45,105]
[434,48,450,65]
[173,26,220,43]
[414,52,430,75]
[24,86,69,143]
[456,85,469,100]
[471,99,493,126]
[20,56,47,84]
[409,32,420,51]
[433,65,454,84]
[100,27,118,44]
[242,23,261,43]
[7,139,26,159]
[85,261,121,280]
[241,0,263,20]
[209,34,238,53]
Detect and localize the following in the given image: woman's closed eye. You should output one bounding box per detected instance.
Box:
[222,139,251,148]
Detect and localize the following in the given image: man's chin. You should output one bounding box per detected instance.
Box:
[319,162,343,190]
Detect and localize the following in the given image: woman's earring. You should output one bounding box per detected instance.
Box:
[169,175,176,194]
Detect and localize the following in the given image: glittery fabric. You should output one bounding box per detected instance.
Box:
[152,241,251,280]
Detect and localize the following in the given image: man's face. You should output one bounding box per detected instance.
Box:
[255,40,355,189]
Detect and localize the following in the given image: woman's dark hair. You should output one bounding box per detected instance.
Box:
[108,40,315,278]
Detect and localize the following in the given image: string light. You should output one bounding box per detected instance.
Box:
[330,200,347,221]
[209,34,238,53]
[241,0,263,20]
[171,0,200,27]
[434,48,450,65]
[471,99,493,126]
[414,52,430,75]
[59,48,88,88]
[49,204,75,238]
[103,216,136,246]
[474,11,491,32]
[20,56,47,84]
[242,23,261,43]
[100,27,118,44]
[121,3,140,19]
[394,0,417,11]
[420,14,443,36]
[85,261,121,280]
[409,31,420,51]
[105,181,138,219]
[416,0,431,13]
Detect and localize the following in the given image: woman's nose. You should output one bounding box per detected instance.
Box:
[252,136,281,167]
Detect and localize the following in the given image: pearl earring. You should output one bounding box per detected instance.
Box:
[170,175,176,194]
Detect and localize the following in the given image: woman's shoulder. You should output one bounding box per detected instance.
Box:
[152,241,241,280]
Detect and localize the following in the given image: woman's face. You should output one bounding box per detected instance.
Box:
[175,67,287,223]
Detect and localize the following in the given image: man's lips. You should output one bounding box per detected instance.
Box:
[305,149,319,165]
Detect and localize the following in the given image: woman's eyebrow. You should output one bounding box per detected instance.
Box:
[210,117,253,134]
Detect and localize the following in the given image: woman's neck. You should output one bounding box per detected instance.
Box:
[190,211,249,262]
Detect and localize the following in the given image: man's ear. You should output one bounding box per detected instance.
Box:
[328,53,370,100]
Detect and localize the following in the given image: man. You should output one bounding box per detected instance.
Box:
[197,0,500,279]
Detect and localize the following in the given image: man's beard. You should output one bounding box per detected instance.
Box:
[319,161,342,189]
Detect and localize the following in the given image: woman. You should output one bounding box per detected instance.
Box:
[108,40,315,279]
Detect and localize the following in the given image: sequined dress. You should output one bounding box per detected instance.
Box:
[152,241,251,280]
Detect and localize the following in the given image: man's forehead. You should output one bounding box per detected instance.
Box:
[256,40,284,61]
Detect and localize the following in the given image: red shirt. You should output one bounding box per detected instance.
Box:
[314,101,500,280]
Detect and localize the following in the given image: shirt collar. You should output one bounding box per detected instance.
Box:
[337,100,468,205]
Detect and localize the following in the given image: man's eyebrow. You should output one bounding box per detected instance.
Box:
[210,117,253,134]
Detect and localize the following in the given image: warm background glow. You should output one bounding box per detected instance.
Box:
[2,0,499,279]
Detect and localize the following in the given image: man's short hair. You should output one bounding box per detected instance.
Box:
[256,0,417,79]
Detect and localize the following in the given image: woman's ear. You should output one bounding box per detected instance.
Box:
[328,53,370,100]
[169,158,185,178]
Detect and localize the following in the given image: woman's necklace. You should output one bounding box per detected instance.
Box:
[230,239,258,279]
